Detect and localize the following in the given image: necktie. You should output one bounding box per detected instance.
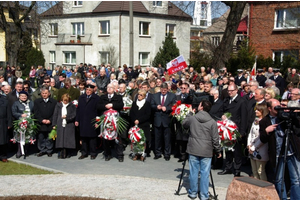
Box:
[249,93,253,99]
[229,98,232,104]
[108,95,112,101]
[161,95,165,106]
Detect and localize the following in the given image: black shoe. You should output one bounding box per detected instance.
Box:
[47,153,52,157]
[234,172,241,177]
[217,170,232,175]
[118,157,124,162]
[154,155,162,160]
[16,154,22,159]
[66,155,72,158]
[188,194,197,199]
[37,152,46,157]
[78,155,88,160]
[165,157,170,161]
[105,155,112,161]
[146,153,151,158]
[91,155,97,160]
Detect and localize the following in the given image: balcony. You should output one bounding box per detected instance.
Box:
[54,34,92,45]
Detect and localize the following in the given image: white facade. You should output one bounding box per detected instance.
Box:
[40,1,191,69]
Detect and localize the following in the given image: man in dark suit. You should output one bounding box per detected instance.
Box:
[256,69,267,87]
[218,84,248,177]
[269,68,285,96]
[55,73,66,89]
[175,82,193,162]
[259,99,300,199]
[75,84,100,160]
[34,86,57,157]
[7,81,23,109]
[151,83,176,161]
[97,83,124,162]
[235,69,247,87]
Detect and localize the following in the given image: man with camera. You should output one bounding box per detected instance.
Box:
[259,99,300,199]
[183,100,221,200]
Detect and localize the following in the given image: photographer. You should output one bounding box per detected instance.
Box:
[259,99,300,199]
[183,100,221,200]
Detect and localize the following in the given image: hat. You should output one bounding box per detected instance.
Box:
[257,68,263,73]
[273,68,280,73]
[19,91,28,96]
[237,69,243,73]
[1,81,8,86]
[16,78,24,83]
[85,84,95,89]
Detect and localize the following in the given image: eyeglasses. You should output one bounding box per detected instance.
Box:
[44,81,50,83]
[228,90,236,92]
[138,94,144,96]
[180,87,187,89]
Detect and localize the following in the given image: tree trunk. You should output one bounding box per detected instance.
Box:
[211,2,247,71]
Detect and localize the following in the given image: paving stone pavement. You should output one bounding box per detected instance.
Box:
[1,148,251,200]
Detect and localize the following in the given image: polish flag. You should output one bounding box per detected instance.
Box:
[166,55,188,75]
[250,59,256,81]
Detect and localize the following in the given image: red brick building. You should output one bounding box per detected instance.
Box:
[249,2,300,61]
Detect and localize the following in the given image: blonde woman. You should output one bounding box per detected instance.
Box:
[264,87,276,102]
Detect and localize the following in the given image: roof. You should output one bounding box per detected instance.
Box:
[237,16,248,32]
[41,1,191,20]
[40,2,63,17]
[204,4,249,34]
[93,1,148,13]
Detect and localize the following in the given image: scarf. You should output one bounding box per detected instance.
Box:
[136,99,146,110]
[20,99,31,117]
[62,103,68,127]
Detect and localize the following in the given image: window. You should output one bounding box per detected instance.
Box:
[153,1,162,7]
[166,24,176,37]
[72,23,84,36]
[275,8,300,29]
[99,52,110,65]
[139,22,150,36]
[73,1,83,6]
[273,50,299,62]
[139,52,150,66]
[64,52,76,64]
[50,51,56,63]
[212,36,220,46]
[99,21,110,35]
[50,23,58,36]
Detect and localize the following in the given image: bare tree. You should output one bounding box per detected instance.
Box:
[211,1,247,71]
[0,1,36,66]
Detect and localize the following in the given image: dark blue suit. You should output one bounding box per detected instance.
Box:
[151,92,176,158]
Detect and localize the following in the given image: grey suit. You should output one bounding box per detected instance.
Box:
[151,92,176,158]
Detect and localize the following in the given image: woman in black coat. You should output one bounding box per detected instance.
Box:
[52,93,76,158]
[129,89,151,161]
[11,91,34,159]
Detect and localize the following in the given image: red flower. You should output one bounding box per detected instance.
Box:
[177,100,181,105]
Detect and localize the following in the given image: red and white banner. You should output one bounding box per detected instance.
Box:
[166,55,187,75]
[250,58,257,81]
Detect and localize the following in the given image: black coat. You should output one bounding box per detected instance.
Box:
[209,98,224,121]
[256,75,267,87]
[269,75,285,95]
[52,102,77,148]
[0,95,12,145]
[223,95,248,137]
[129,100,151,140]
[34,98,57,132]
[7,90,19,109]
[97,93,124,115]
[76,93,100,137]
[11,100,34,120]
[234,75,247,86]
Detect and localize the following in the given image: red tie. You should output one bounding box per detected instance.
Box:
[161,95,165,106]
[249,93,253,99]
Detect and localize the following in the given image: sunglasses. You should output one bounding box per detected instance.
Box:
[44,81,50,83]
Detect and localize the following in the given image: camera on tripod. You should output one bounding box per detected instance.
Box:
[275,106,300,121]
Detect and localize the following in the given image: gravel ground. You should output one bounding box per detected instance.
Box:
[0,174,227,200]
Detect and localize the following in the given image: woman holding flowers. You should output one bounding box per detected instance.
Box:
[247,103,269,181]
[11,91,34,159]
[129,89,151,161]
[52,93,76,159]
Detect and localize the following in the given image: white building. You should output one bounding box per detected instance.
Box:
[40,1,192,69]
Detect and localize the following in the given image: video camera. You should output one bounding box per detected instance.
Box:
[274,106,300,121]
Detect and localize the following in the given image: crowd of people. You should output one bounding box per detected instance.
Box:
[0,63,300,200]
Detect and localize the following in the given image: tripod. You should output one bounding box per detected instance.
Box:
[175,159,218,200]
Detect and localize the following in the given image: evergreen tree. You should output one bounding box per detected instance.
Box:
[24,48,45,76]
[18,31,33,69]
[152,34,180,69]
